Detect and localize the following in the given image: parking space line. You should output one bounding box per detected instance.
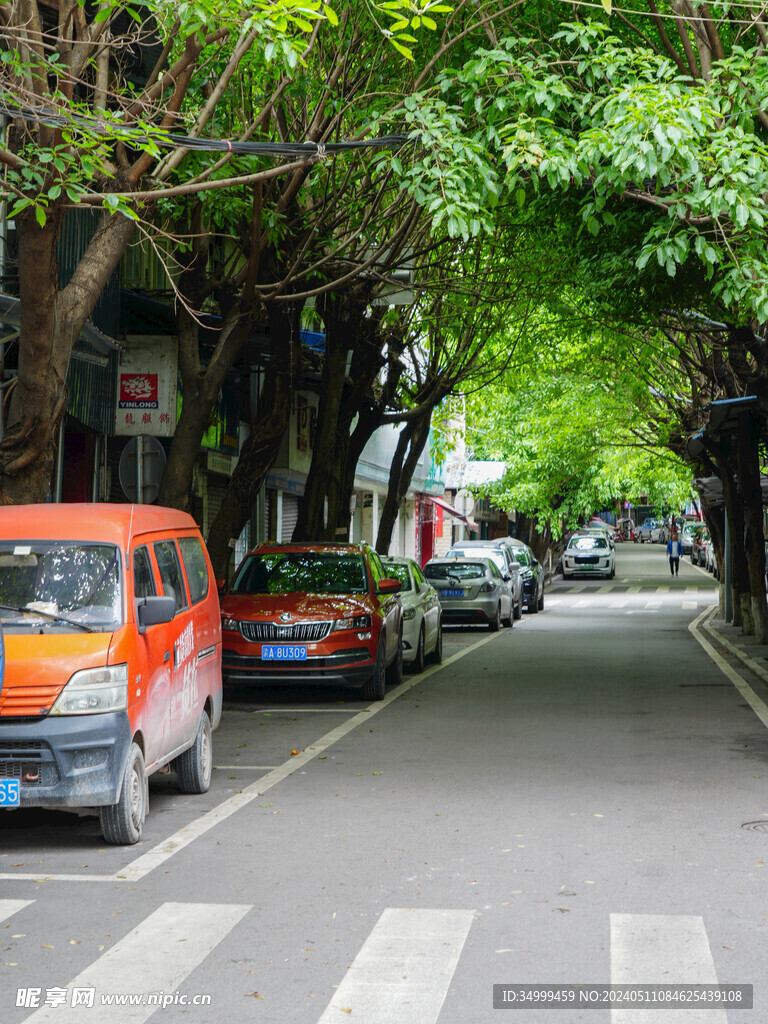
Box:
[316,908,474,1024]
[0,630,502,884]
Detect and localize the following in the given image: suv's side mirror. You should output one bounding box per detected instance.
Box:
[378,577,402,595]
[509,561,521,572]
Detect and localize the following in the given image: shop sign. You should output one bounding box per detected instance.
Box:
[115,336,178,437]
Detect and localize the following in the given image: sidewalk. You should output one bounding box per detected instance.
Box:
[701,610,768,688]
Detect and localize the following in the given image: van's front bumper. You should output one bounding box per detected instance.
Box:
[0,712,132,808]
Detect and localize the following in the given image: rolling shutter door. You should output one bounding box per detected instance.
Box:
[281,494,300,542]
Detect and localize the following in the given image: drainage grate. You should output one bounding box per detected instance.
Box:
[741,821,768,832]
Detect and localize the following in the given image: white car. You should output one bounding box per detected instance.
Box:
[650,521,667,544]
[381,556,442,672]
[562,534,615,579]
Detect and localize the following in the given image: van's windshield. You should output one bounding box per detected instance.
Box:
[0,541,122,632]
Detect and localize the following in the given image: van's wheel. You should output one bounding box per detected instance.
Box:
[411,626,425,674]
[385,629,404,686]
[99,743,147,846]
[176,712,212,794]
[361,640,386,701]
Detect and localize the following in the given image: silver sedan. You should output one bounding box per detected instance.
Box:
[423,556,514,630]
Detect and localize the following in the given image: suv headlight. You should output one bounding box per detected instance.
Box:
[402,607,416,620]
[333,614,372,631]
[50,664,128,716]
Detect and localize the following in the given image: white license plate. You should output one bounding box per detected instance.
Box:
[261,645,308,661]
[0,779,20,806]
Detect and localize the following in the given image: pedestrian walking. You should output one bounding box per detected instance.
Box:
[667,532,683,576]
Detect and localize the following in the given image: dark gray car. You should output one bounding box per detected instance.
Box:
[444,540,523,620]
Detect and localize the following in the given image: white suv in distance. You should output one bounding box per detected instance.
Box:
[562,534,615,579]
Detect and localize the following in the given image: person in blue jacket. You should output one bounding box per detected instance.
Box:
[667,532,684,576]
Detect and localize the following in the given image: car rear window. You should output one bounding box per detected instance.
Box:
[425,562,488,580]
[231,552,368,594]
[449,548,506,571]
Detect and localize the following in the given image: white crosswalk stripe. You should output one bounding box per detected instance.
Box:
[610,913,727,1022]
[20,902,250,1023]
[0,899,34,923]
[316,908,474,1024]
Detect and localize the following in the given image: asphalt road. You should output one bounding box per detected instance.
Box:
[2,542,767,1023]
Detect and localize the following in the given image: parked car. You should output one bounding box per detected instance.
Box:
[650,520,668,544]
[381,556,442,672]
[691,529,710,567]
[444,539,523,619]
[562,534,615,579]
[0,503,223,845]
[706,540,719,578]
[575,524,615,549]
[220,543,403,702]
[424,556,514,630]
[636,517,660,543]
[505,539,545,613]
[681,520,706,555]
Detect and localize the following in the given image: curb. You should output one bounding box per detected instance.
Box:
[699,607,768,687]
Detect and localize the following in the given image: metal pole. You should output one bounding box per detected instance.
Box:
[136,433,144,504]
[54,416,65,502]
[724,510,732,622]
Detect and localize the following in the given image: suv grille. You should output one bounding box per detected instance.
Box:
[240,620,332,643]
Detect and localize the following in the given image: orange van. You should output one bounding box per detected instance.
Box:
[0,504,222,844]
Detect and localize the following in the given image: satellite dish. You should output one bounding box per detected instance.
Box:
[118,435,166,503]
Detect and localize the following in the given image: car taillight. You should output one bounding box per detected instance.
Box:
[479,582,497,593]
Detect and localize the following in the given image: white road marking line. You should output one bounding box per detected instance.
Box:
[566,585,585,593]
[0,899,34,923]
[626,610,658,615]
[691,608,768,731]
[599,584,616,592]
[546,598,561,606]
[656,586,670,592]
[682,601,698,610]
[644,601,663,608]
[610,913,725,1023]
[627,586,641,593]
[20,902,250,1024]
[685,586,699,594]
[609,600,628,608]
[0,630,500,884]
[574,599,590,607]
[316,908,474,1024]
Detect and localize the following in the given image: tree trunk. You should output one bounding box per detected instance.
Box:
[737,412,768,642]
[375,411,432,554]
[205,302,301,578]
[291,300,353,541]
[0,204,136,504]
[712,442,748,627]
[158,288,247,510]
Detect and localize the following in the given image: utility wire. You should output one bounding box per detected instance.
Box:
[0,101,410,157]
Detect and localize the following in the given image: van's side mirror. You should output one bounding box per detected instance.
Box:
[136,595,176,635]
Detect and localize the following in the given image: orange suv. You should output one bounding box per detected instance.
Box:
[221,543,403,700]
[221,540,405,700]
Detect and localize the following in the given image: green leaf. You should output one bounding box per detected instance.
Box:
[35,205,46,227]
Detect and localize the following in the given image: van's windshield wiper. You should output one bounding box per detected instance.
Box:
[0,603,96,633]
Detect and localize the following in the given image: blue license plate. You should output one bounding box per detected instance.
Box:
[261,645,308,661]
[443,589,464,597]
[0,779,20,806]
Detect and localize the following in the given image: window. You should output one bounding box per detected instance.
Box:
[412,563,426,589]
[133,547,156,600]
[179,537,209,605]
[153,541,188,611]
[382,561,414,592]
[368,552,385,590]
[231,552,368,595]
[425,562,489,580]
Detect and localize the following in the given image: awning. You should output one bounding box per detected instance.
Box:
[0,292,121,353]
[429,495,479,532]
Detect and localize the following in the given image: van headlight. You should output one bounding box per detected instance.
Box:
[49,664,129,716]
